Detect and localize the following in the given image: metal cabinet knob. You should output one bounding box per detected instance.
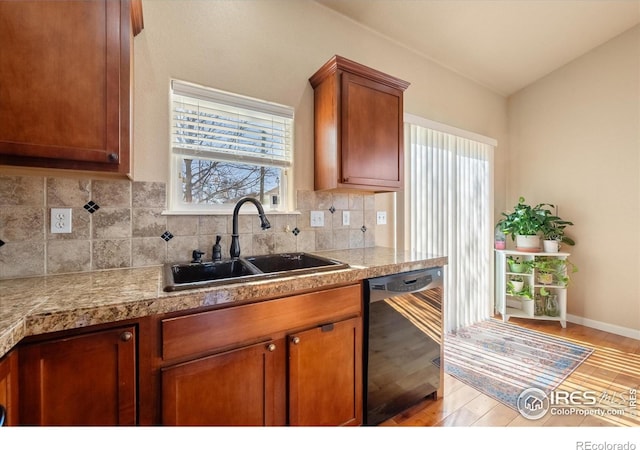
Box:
[120,331,133,342]
[267,343,276,352]
[291,336,300,345]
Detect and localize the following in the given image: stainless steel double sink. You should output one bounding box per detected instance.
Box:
[163,252,350,292]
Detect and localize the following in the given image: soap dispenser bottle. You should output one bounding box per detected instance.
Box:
[212,235,222,262]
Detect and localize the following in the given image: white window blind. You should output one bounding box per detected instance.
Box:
[171,80,293,168]
[405,116,495,332]
[169,80,294,212]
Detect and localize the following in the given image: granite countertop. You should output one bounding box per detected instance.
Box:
[0,247,447,359]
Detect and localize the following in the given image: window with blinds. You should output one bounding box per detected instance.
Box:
[169,79,294,212]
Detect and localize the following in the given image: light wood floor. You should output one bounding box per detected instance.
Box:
[380,317,640,427]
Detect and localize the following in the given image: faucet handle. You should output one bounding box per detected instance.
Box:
[191,250,205,263]
[212,236,222,262]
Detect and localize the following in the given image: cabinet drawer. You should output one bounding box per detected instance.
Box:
[162,284,361,361]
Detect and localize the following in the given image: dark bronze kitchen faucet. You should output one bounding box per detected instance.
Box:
[230,197,271,259]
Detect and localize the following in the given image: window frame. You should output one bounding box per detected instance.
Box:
[168,79,295,214]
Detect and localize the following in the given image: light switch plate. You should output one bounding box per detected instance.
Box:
[376,211,387,225]
[342,211,350,226]
[310,211,324,227]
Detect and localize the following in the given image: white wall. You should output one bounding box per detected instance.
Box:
[132,0,508,238]
[508,25,640,336]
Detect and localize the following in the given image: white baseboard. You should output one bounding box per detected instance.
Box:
[567,314,640,340]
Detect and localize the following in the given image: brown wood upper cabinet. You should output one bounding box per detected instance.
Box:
[309,56,410,192]
[0,0,143,174]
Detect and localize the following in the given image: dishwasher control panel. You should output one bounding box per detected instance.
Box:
[366,267,443,302]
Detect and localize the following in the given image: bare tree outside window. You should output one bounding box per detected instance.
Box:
[180,158,281,206]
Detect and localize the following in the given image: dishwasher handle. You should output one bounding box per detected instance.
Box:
[367,267,443,300]
[385,274,432,292]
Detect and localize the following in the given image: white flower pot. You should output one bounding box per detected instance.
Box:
[515,235,541,252]
[522,298,535,316]
[543,239,560,253]
[510,280,524,292]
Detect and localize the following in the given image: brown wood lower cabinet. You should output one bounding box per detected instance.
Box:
[159,284,363,426]
[18,326,137,425]
[162,338,286,426]
[10,283,362,426]
[0,350,18,426]
[289,317,361,426]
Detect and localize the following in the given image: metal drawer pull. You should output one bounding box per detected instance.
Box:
[321,323,334,332]
[291,336,300,345]
[267,343,276,352]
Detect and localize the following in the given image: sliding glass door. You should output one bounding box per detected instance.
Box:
[404,116,495,332]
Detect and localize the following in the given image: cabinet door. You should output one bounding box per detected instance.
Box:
[162,339,286,426]
[341,72,404,190]
[289,317,362,426]
[0,0,134,173]
[19,326,136,425]
[0,350,18,426]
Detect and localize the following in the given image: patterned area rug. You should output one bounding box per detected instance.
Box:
[443,319,594,410]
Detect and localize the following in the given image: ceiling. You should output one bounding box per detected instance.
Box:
[314,0,640,96]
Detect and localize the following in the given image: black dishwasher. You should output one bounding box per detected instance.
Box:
[363,267,444,425]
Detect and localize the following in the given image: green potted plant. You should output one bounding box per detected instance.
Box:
[506,277,532,298]
[497,197,554,251]
[507,255,533,273]
[539,210,575,252]
[507,275,525,293]
[506,255,534,274]
[533,256,577,286]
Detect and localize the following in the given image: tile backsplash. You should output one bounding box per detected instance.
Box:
[0,175,376,279]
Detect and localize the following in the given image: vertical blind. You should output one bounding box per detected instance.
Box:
[406,119,495,332]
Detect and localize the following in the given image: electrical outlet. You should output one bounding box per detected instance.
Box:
[310,211,324,227]
[51,208,72,233]
[342,211,350,226]
[376,211,387,225]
